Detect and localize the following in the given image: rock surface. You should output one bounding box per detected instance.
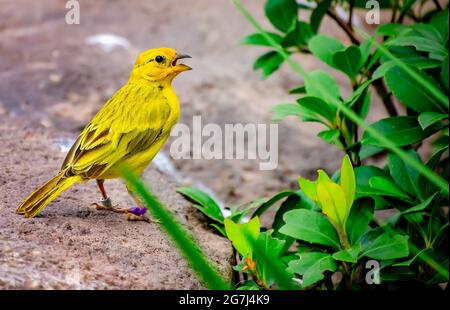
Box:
[0,118,233,289]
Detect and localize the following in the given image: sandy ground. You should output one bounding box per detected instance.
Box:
[0,118,233,289]
[0,0,388,288]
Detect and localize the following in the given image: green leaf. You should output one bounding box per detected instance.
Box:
[362,116,442,147]
[272,103,305,121]
[395,56,442,69]
[332,45,362,79]
[359,90,371,121]
[224,217,260,259]
[393,248,432,267]
[340,154,356,212]
[317,181,349,230]
[298,170,332,203]
[359,39,373,68]
[282,21,313,47]
[410,23,446,44]
[376,23,408,36]
[288,85,306,94]
[253,51,285,79]
[264,0,298,32]
[346,80,372,107]
[418,146,448,198]
[387,150,421,197]
[310,0,331,33]
[252,190,295,218]
[387,36,448,61]
[279,209,340,249]
[177,187,224,223]
[297,96,336,123]
[360,232,409,260]
[308,35,344,68]
[318,129,342,147]
[271,103,321,123]
[346,198,375,245]
[210,223,226,236]
[305,70,340,100]
[401,193,438,216]
[355,166,392,196]
[385,66,444,112]
[430,8,449,41]
[241,32,283,46]
[359,144,384,160]
[372,58,442,80]
[272,193,309,233]
[372,61,395,80]
[229,198,267,223]
[255,230,288,285]
[418,112,448,129]
[237,280,260,290]
[332,244,361,263]
[369,176,411,201]
[288,252,337,288]
[441,55,449,92]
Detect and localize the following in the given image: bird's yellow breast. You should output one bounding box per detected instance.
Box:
[102,82,180,178]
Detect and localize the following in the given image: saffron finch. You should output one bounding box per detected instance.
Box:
[16,47,191,219]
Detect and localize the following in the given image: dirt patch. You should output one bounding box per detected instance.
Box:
[0,118,233,289]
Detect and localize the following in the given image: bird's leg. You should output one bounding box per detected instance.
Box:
[92,180,153,223]
[91,179,128,213]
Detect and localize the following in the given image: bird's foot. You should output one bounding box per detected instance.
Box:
[91,198,128,214]
[91,199,154,223]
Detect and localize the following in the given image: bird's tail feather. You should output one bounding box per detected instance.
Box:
[16,172,79,218]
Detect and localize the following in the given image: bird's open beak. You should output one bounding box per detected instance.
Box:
[172,53,192,73]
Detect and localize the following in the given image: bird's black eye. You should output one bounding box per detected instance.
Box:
[155,55,164,63]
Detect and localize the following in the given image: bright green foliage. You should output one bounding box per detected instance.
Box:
[297,155,355,234]
[224,217,260,260]
[288,252,337,288]
[176,0,449,290]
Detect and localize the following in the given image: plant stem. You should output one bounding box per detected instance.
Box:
[391,0,399,23]
[327,8,360,45]
[348,0,354,28]
[372,79,398,116]
[433,0,442,10]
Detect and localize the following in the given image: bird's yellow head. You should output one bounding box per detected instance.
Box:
[130,47,191,83]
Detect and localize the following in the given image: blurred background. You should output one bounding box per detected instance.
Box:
[0,0,381,206]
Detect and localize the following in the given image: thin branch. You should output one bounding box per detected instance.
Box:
[348,0,355,28]
[327,6,397,118]
[391,0,399,23]
[327,9,360,45]
[433,0,442,10]
[372,79,398,116]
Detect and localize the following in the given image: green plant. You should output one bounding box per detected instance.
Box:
[178,0,448,290]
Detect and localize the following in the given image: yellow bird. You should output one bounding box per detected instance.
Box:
[16,47,191,220]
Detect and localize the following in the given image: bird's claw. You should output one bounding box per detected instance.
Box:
[90,201,127,213]
[91,201,155,223]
